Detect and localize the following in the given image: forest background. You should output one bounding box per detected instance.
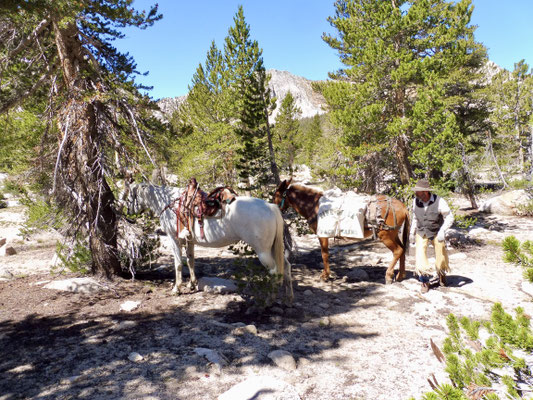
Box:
[0,0,532,279]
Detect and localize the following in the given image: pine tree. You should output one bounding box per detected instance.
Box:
[299,114,323,166]
[274,91,302,174]
[170,41,238,185]
[0,0,162,278]
[488,61,533,181]
[224,6,279,191]
[320,0,486,187]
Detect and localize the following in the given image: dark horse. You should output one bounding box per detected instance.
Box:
[273,179,410,284]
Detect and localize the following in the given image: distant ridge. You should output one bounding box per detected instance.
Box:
[156,61,504,122]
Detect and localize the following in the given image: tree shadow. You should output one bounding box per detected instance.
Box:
[0,251,387,399]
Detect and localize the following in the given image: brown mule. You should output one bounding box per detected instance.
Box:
[273,179,410,284]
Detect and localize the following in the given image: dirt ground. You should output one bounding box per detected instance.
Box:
[1,200,533,400]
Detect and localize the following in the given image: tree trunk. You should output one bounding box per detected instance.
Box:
[486,128,508,189]
[395,134,413,184]
[53,20,122,278]
[529,123,533,180]
[458,142,477,209]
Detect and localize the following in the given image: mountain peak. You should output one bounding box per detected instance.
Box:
[266,69,326,121]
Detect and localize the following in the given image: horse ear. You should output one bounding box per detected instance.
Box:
[287,177,293,185]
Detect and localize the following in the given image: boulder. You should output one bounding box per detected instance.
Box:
[198,277,237,293]
[218,375,301,400]
[479,190,531,216]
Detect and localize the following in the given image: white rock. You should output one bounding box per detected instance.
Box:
[198,277,237,293]
[120,300,140,312]
[346,268,369,281]
[267,349,297,371]
[218,375,301,400]
[194,347,228,368]
[128,352,143,362]
[233,324,258,335]
[43,277,108,294]
[479,190,531,215]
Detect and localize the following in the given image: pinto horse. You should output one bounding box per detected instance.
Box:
[273,179,410,284]
[126,183,293,303]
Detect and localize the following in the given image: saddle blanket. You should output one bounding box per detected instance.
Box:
[316,188,369,238]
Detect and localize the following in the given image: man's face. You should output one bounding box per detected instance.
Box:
[415,191,431,202]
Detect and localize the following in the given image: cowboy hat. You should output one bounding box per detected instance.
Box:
[412,179,432,192]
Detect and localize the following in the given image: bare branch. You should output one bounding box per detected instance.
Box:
[124,104,157,167]
[2,18,50,62]
[53,113,72,194]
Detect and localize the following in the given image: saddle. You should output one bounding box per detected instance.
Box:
[175,178,237,240]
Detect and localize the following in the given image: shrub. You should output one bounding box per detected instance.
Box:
[410,304,533,400]
[232,258,281,310]
[516,200,533,217]
[502,236,533,283]
[54,239,92,275]
[20,198,64,236]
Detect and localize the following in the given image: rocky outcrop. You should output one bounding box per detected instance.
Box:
[267,69,326,121]
[156,69,326,123]
[478,189,532,216]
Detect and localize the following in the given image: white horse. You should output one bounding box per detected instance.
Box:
[125,183,293,303]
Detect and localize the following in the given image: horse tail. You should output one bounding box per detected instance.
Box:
[272,205,286,277]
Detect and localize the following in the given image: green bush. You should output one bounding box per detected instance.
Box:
[118,215,162,274]
[233,258,281,310]
[54,239,92,275]
[502,236,533,283]
[447,202,477,229]
[509,178,532,190]
[410,304,533,400]
[20,198,64,236]
[516,200,533,217]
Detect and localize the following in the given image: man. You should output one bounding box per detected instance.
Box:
[410,179,454,293]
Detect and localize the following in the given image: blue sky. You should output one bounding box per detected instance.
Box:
[118,0,533,100]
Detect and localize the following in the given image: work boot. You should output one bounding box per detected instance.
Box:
[438,273,447,287]
[421,282,430,293]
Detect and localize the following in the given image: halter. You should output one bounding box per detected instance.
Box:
[279,184,291,209]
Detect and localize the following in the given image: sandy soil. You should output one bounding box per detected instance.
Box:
[1,200,532,400]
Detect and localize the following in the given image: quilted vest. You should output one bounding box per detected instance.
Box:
[413,194,444,239]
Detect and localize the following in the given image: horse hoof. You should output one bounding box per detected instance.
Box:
[385,277,394,285]
[395,274,405,282]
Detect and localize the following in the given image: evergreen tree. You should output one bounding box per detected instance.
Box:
[0,0,162,278]
[488,60,533,181]
[320,0,486,188]
[298,113,323,166]
[224,6,279,191]
[274,91,302,174]
[170,41,238,185]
